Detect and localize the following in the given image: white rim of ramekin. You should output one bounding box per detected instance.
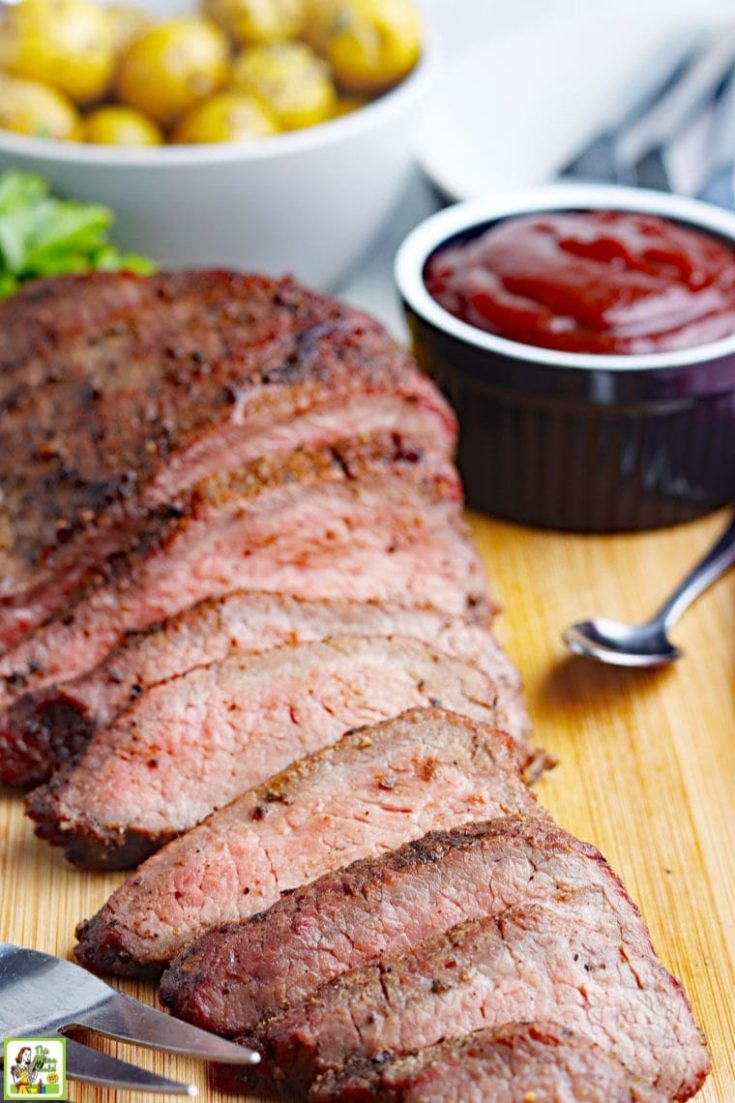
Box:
[0,35,437,168]
[395,183,735,372]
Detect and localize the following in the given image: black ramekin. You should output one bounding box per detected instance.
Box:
[395,184,735,532]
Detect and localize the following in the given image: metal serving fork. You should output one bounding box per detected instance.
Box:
[0,942,259,1096]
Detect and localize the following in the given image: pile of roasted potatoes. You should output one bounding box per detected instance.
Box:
[0,0,422,144]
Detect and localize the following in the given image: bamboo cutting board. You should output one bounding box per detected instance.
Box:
[1,507,733,1102]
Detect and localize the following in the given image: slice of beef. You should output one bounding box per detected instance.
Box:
[0,271,454,646]
[247,889,709,1100]
[75,711,538,976]
[0,271,151,380]
[0,434,489,712]
[26,636,514,869]
[309,1022,668,1103]
[1,595,523,788]
[160,817,654,1039]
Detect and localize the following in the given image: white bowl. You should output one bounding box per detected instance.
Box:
[0,43,437,288]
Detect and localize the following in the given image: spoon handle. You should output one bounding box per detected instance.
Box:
[656,514,735,631]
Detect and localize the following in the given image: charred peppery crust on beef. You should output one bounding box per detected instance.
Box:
[159,816,657,1038]
[75,711,536,976]
[0,271,440,411]
[245,889,709,1099]
[0,271,455,644]
[0,432,491,712]
[1,695,95,788]
[0,594,524,788]
[26,639,516,870]
[0,271,152,382]
[309,1022,668,1102]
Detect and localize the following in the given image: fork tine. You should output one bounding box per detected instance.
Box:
[64,1036,196,1095]
[0,942,258,1069]
[72,991,260,1066]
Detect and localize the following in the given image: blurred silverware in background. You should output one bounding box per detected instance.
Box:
[561,31,735,204]
[698,66,735,206]
[559,38,704,184]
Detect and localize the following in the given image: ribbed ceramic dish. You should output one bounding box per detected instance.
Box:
[396,184,735,532]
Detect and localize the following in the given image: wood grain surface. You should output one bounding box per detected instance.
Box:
[1,507,733,1102]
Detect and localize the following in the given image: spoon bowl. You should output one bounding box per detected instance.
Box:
[563,514,735,668]
[564,618,682,668]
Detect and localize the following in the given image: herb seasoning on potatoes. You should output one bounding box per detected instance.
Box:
[0,0,422,145]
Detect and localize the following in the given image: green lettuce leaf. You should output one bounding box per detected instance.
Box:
[0,170,156,297]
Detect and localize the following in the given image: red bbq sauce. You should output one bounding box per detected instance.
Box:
[425,210,735,355]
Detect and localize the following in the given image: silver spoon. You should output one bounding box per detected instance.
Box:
[564,514,735,668]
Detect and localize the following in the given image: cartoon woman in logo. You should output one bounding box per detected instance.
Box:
[10,1045,41,1094]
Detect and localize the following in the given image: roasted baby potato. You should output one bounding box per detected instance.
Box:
[116,17,229,125]
[231,41,336,130]
[173,90,279,142]
[204,0,306,46]
[0,72,81,138]
[0,0,116,103]
[106,3,152,55]
[0,0,419,146]
[307,0,421,93]
[331,94,366,117]
[83,104,162,144]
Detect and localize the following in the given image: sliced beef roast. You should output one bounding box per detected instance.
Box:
[1,595,522,788]
[309,1022,668,1103]
[160,817,655,1038]
[246,889,709,1100]
[0,434,489,712]
[75,711,537,976]
[0,271,151,377]
[0,271,454,647]
[27,638,513,869]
